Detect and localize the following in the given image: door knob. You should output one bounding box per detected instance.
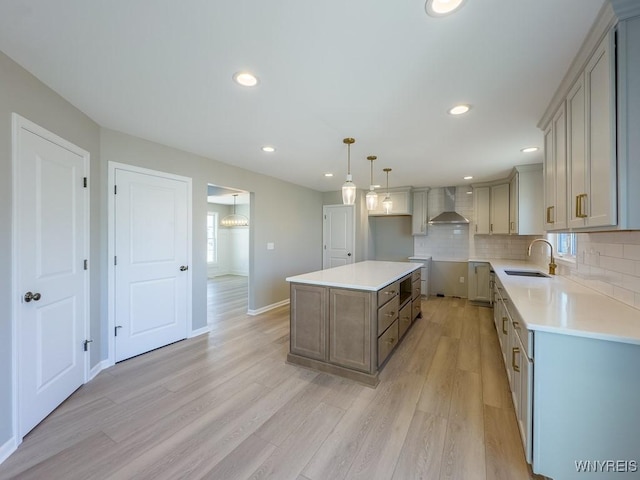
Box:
[180,265,189,271]
[24,292,41,302]
[347,253,351,257]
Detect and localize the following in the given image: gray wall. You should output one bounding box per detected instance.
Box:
[370,216,414,261]
[0,49,323,449]
[100,128,324,324]
[0,51,102,446]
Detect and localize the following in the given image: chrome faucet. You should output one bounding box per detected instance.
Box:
[528,239,556,275]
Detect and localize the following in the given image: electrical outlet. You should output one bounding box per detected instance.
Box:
[459,276,465,283]
[267,242,275,250]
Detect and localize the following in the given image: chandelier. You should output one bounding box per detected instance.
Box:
[220,194,249,227]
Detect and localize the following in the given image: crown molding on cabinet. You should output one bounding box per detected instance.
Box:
[610,0,640,20]
[537,1,617,129]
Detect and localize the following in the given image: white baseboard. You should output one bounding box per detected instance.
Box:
[0,436,17,465]
[89,359,112,381]
[189,325,212,338]
[247,298,290,316]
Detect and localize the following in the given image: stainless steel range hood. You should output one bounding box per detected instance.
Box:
[428,187,469,224]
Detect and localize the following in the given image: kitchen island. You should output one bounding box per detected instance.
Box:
[286,261,422,386]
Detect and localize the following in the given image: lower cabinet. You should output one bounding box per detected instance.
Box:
[290,284,327,361]
[468,261,491,303]
[328,288,372,372]
[493,277,533,464]
[288,270,421,386]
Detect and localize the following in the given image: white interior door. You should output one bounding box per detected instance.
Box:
[113,167,191,362]
[14,115,89,438]
[323,205,355,269]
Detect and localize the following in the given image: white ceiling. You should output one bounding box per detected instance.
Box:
[0,0,606,192]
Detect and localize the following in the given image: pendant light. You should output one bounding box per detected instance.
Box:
[341,137,356,205]
[220,194,249,227]
[382,168,393,214]
[366,155,379,210]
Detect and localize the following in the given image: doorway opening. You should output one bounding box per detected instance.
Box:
[207,184,250,326]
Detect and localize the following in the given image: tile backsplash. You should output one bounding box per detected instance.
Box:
[532,231,640,310]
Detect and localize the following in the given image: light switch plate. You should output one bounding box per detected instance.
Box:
[267,242,275,250]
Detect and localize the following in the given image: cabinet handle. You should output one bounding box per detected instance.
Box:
[384,311,396,317]
[546,206,555,224]
[475,225,478,233]
[510,221,515,231]
[502,317,508,335]
[388,337,395,345]
[576,193,588,218]
[512,347,521,372]
[384,290,396,296]
[490,223,493,232]
[512,320,520,330]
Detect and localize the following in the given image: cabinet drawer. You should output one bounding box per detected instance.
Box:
[378,319,399,367]
[412,298,421,319]
[378,295,399,336]
[411,270,421,282]
[398,301,412,339]
[412,279,421,299]
[377,281,399,307]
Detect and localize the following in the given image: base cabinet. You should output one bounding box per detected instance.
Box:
[288,269,421,386]
[468,261,491,303]
[290,284,327,361]
[328,288,372,372]
[493,277,533,463]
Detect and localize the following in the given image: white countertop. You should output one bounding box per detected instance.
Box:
[488,259,640,345]
[408,255,432,261]
[286,260,423,291]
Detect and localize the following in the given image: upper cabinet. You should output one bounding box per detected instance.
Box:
[368,187,412,216]
[539,4,640,231]
[490,183,510,234]
[510,164,544,235]
[474,166,543,236]
[543,104,567,231]
[473,183,510,235]
[411,188,429,235]
[567,34,617,229]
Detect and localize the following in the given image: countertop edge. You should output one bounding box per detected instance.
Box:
[286,261,422,291]
[488,259,640,346]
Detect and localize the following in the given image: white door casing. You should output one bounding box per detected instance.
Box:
[109,163,192,363]
[12,114,90,439]
[323,205,355,269]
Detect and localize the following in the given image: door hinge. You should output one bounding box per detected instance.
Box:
[115,325,122,336]
[324,245,327,250]
[114,256,117,266]
[83,177,88,188]
[114,185,117,195]
[84,259,88,270]
[324,215,326,220]
[83,339,93,351]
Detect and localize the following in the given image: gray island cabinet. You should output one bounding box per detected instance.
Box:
[286,261,422,386]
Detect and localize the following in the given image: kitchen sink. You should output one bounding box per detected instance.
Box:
[504,269,550,278]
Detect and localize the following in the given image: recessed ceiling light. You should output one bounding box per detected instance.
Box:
[233,72,258,87]
[521,147,539,153]
[324,173,334,177]
[261,145,276,153]
[463,175,473,180]
[372,184,382,189]
[426,0,467,17]
[448,104,471,115]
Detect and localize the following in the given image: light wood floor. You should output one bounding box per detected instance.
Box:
[0,276,543,479]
